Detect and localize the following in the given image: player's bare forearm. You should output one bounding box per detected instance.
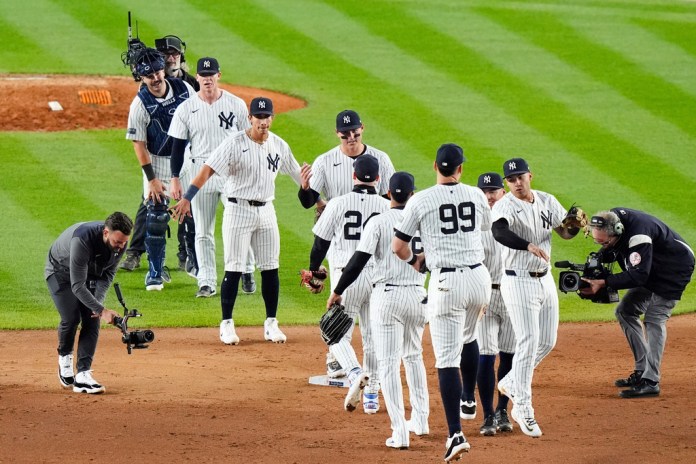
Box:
[191,165,215,188]
[392,236,411,260]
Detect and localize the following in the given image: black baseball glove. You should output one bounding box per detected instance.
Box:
[319,302,353,345]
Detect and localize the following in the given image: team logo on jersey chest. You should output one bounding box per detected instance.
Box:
[267,153,280,172]
[218,112,236,129]
[540,210,553,229]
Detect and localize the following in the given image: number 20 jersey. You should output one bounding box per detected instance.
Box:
[396,183,491,269]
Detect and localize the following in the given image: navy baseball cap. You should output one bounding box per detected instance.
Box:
[389,171,416,201]
[135,48,165,77]
[336,110,362,131]
[197,57,220,75]
[353,154,379,182]
[250,97,274,116]
[503,158,530,178]
[436,143,465,169]
[477,172,504,190]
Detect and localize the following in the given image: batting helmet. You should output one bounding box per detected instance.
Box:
[134,48,165,77]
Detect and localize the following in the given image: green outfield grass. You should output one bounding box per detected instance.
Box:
[1,0,694,329]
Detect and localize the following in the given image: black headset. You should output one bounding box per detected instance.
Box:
[155,35,187,62]
[590,214,624,236]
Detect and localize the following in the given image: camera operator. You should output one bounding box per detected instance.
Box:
[46,212,133,394]
[582,208,694,398]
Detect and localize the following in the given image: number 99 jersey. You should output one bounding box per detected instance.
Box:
[396,183,490,269]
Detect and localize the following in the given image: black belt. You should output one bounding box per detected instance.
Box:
[505,269,548,278]
[492,284,500,290]
[228,197,266,207]
[440,264,482,273]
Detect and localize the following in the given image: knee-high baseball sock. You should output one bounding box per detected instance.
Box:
[497,351,514,411]
[261,269,279,318]
[220,271,241,320]
[438,367,463,436]
[460,340,480,402]
[477,354,496,418]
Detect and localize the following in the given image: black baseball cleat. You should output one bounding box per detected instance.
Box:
[444,432,470,461]
[619,379,660,398]
[615,370,643,388]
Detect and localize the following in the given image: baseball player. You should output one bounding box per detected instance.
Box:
[474,172,515,436]
[392,144,491,462]
[581,208,694,398]
[491,158,580,438]
[298,109,395,379]
[308,155,389,414]
[155,35,200,91]
[125,48,195,291]
[326,172,429,449]
[47,212,132,394]
[171,97,303,344]
[169,57,255,298]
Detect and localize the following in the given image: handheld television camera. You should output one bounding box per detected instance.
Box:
[113,283,155,354]
[554,251,619,304]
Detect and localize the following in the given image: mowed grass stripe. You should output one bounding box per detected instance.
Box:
[484,7,696,138]
[635,16,696,58]
[3,0,124,74]
[431,7,696,185]
[567,16,696,98]
[0,15,58,74]
[319,2,695,233]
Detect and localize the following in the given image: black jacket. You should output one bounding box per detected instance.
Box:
[604,208,694,300]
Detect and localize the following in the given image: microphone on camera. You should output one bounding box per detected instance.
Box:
[554,260,571,268]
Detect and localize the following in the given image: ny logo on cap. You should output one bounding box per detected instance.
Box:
[343,115,351,124]
[203,60,211,68]
[484,175,491,184]
[259,101,266,109]
[508,162,517,170]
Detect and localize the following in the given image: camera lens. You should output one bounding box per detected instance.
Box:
[561,272,580,292]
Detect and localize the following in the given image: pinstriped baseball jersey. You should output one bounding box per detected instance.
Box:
[312,189,390,268]
[482,230,503,285]
[309,146,395,199]
[357,208,426,287]
[206,130,302,202]
[491,190,565,271]
[396,183,491,269]
[168,90,250,161]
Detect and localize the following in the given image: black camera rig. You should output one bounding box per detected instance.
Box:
[120,11,147,82]
[113,283,155,354]
[555,251,619,304]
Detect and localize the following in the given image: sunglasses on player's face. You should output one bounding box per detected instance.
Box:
[339,129,361,139]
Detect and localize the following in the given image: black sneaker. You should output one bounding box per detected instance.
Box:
[480,414,498,436]
[444,432,470,461]
[177,252,187,271]
[196,286,217,298]
[119,253,141,271]
[615,370,643,388]
[495,409,513,432]
[619,379,660,398]
[241,273,256,294]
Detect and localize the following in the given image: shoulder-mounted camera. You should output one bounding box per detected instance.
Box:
[555,251,619,304]
[113,283,155,354]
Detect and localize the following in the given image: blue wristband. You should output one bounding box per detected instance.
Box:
[183,185,199,202]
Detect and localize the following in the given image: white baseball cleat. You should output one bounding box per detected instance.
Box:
[326,352,346,378]
[220,319,240,345]
[460,400,477,420]
[497,376,516,406]
[58,353,74,388]
[264,318,287,343]
[511,407,542,438]
[444,431,470,461]
[344,372,369,412]
[72,370,105,394]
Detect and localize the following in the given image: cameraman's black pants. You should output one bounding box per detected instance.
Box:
[46,275,100,374]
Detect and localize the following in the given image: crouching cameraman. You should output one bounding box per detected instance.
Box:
[582,208,694,398]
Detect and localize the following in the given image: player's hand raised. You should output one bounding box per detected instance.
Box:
[300,162,312,190]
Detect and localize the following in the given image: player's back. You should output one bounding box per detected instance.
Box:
[400,183,490,269]
[312,188,389,268]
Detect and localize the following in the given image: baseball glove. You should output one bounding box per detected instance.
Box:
[319,302,353,345]
[300,266,328,294]
[562,205,588,230]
